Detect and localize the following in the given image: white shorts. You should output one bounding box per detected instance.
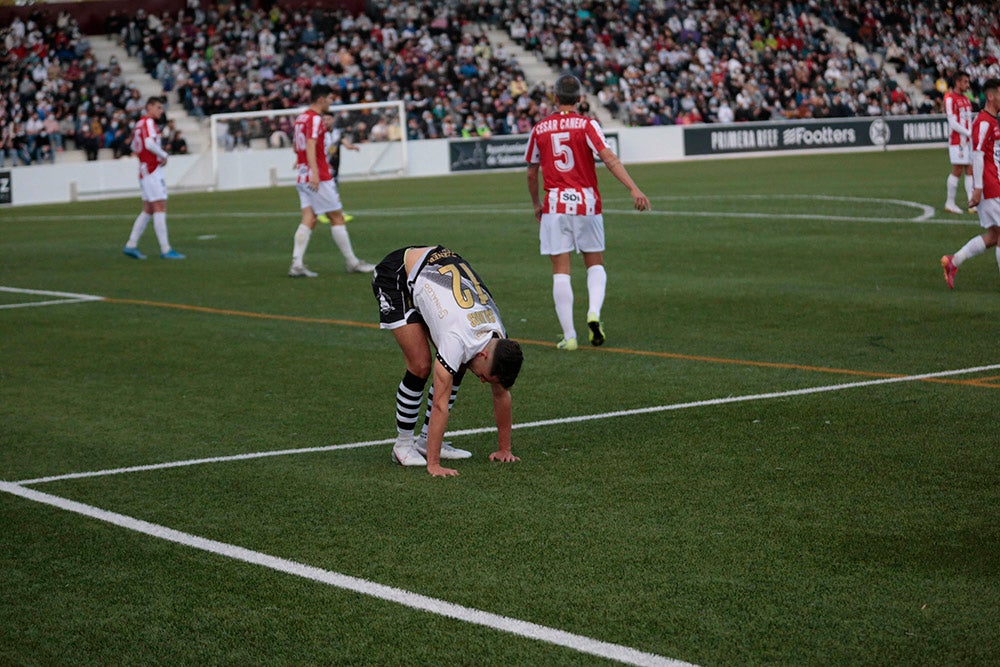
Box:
[297,180,342,214]
[949,143,972,166]
[539,213,605,255]
[976,197,1000,228]
[139,168,167,202]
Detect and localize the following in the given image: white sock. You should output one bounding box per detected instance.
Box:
[331,224,359,266]
[126,211,151,247]
[964,175,974,206]
[552,273,575,340]
[586,264,607,318]
[953,235,986,267]
[292,224,312,265]
[152,212,170,253]
[995,246,1000,272]
[946,174,959,206]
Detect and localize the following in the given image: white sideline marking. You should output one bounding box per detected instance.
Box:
[0,286,104,310]
[16,363,1000,486]
[0,481,694,667]
[0,195,960,225]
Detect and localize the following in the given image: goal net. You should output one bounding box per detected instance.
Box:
[208,100,407,188]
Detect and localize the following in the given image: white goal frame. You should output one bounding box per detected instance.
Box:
[209,99,408,188]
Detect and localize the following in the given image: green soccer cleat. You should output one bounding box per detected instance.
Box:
[557,337,578,351]
[587,312,605,346]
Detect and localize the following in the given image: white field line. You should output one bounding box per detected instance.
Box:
[0,286,104,310]
[0,195,965,225]
[0,480,694,667]
[15,362,1000,487]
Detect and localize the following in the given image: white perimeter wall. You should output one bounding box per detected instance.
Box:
[0,123,924,207]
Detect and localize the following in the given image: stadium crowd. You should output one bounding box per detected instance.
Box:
[3,0,998,164]
[0,10,192,166]
[817,0,1000,104]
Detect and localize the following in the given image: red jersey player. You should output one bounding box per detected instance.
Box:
[525,74,650,350]
[941,78,1000,288]
[288,83,373,278]
[122,96,184,260]
[943,71,975,214]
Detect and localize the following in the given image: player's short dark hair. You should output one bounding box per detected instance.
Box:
[145,96,164,107]
[984,78,1000,94]
[554,74,583,105]
[491,338,523,389]
[310,84,332,102]
[951,71,970,86]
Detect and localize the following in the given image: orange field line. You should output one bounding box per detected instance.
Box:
[102,297,381,329]
[102,298,998,389]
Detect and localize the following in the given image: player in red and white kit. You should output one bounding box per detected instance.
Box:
[941,78,1000,288]
[525,75,650,350]
[288,83,373,278]
[943,71,975,214]
[123,96,184,260]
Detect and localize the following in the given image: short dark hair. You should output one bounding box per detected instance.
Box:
[952,71,970,87]
[145,96,164,107]
[491,338,523,389]
[310,84,332,102]
[554,74,582,105]
[984,78,1000,95]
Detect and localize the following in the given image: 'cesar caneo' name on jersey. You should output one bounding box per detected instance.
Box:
[408,247,506,375]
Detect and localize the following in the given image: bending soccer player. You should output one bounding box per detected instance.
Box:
[372,246,524,477]
[941,78,1000,288]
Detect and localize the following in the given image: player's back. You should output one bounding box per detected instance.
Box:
[526,112,611,215]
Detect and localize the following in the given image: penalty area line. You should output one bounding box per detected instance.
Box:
[16,362,1000,487]
[0,481,694,667]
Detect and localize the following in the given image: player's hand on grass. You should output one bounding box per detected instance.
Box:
[489,451,520,463]
[427,464,459,477]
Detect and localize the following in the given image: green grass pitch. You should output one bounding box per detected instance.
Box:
[1,148,998,666]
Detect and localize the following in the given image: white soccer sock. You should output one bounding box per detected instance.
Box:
[552,273,575,340]
[292,224,312,265]
[126,211,151,247]
[995,246,1000,272]
[964,175,974,206]
[953,235,986,267]
[330,224,359,266]
[946,174,959,206]
[152,212,170,253]
[586,264,607,318]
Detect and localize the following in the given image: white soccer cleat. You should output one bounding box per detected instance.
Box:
[944,203,963,214]
[391,437,427,467]
[289,263,318,278]
[346,259,376,273]
[415,435,472,460]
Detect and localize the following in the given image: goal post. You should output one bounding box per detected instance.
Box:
[208,100,408,189]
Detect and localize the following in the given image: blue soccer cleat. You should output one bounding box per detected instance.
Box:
[161,249,186,260]
[123,246,147,260]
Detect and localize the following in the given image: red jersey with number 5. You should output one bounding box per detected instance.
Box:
[293,108,332,183]
[525,112,610,215]
[972,110,1000,200]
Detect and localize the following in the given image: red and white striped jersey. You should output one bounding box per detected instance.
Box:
[130,116,165,179]
[944,91,973,146]
[525,111,610,215]
[971,110,1000,200]
[293,109,332,183]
